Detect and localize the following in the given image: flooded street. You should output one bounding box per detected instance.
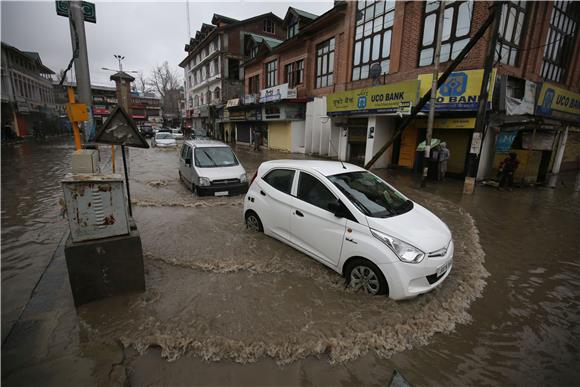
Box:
[2,140,579,386]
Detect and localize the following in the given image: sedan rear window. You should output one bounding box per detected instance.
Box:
[328,171,412,218]
[194,147,239,168]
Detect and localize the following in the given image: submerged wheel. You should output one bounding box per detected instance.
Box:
[345,259,388,295]
[245,211,263,232]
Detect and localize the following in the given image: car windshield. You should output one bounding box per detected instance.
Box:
[328,171,413,218]
[156,133,173,139]
[194,147,239,168]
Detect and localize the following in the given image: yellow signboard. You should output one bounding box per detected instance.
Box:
[327,80,419,115]
[415,117,476,129]
[418,68,497,111]
[536,83,580,120]
[66,103,89,122]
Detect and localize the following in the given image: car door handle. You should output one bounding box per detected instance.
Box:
[260,190,266,196]
[295,210,304,217]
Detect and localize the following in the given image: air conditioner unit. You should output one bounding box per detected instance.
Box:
[62,174,129,243]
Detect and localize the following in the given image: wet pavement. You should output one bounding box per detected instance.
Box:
[2,139,579,386]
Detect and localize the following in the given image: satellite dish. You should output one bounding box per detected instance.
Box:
[370,63,382,85]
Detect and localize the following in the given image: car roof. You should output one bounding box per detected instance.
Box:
[184,139,229,148]
[260,159,365,176]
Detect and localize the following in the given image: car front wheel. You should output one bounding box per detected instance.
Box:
[345,259,388,295]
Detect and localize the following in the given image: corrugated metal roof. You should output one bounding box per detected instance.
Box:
[245,33,283,49]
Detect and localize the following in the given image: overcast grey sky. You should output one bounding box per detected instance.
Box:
[1,0,333,87]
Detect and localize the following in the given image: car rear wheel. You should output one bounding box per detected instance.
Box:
[345,259,387,295]
[245,211,263,232]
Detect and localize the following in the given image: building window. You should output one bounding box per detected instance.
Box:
[214,87,220,101]
[316,38,335,88]
[248,74,260,94]
[495,1,528,66]
[188,75,192,87]
[264,18,275,33]
[206,90,212,104]
[265,60,278,88]
[352,0,395,80]
[250,44,259,58]
[419,0,473,67]
[194,95,199,106]
[288,17,298,38]
[228,58,240,80]
[285,59,304,87]
[265,105,281,119]
[541,1,578,83]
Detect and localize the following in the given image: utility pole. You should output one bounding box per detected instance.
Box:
[463,1,503,194]
[422,0,446,188]
[69,1,95,142]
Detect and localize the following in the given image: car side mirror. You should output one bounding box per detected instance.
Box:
[185,158,192,166]
[328,200,348,218]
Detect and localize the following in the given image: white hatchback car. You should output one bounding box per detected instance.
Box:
[243,160,453,300]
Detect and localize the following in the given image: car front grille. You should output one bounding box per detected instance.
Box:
[428,240,451,258]
[211,178,240,186]
[426,271,445,285]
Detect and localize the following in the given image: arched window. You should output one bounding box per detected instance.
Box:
[194,95,199,106]
[214,87,220,101]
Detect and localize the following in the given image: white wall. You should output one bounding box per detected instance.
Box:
[305,96,330,155]
[364,115,395,169]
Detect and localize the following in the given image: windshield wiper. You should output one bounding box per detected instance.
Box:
[200,149,217,166]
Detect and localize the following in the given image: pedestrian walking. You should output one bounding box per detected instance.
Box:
[438,142,450,181]
[498,152,520,190]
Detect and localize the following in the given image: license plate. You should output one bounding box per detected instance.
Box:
[436,261,451,277]
[214,191,228,196]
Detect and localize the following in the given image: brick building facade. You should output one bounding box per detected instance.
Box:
[229,1,579,183]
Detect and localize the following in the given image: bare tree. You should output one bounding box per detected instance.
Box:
[137,71,150,94]
[149,61,181,100]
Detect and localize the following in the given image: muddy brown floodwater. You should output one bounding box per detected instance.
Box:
[2,140,579,386]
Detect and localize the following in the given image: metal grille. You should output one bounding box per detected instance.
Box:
[211,178,240,186]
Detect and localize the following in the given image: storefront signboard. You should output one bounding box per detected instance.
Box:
[327,80,419,115]
[536,83,580,123]
[260,83,297,103]
[418,68,497,111]
[495,131,517,153]
[414,117,476,129]
[226,98,240,108]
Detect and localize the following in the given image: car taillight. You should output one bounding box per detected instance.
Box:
[250,171,258,185]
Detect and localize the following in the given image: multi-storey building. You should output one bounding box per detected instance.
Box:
[235,1,580,183]
[1,42,56,137]
[179,12,286,138]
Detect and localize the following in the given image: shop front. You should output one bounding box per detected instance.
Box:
[395,68,497,176]
[326,79,420,167]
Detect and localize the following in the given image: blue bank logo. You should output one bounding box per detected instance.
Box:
[357,96,367,109]
[440,72,467,97]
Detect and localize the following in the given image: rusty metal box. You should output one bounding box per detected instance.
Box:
[62,174,130,243]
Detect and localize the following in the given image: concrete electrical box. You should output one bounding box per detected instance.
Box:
[71,149,100,174]
[62,174,130,243]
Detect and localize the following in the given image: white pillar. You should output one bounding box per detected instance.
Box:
[548,126,568,188]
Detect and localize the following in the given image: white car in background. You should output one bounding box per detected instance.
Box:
[243,160,453,300]
[151,131,177,147]
[171,129,184,140]
[179,139,248,196]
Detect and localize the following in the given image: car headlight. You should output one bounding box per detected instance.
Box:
[240,173,247,183]
[199,177,211,186]
[370,229,425,263]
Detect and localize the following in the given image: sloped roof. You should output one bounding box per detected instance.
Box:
[1,42,54,74]
[245,33,283,49]
[211,14,238,25]
[291,8,318,21]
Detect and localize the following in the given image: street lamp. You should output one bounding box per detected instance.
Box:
[114,54,125,71]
